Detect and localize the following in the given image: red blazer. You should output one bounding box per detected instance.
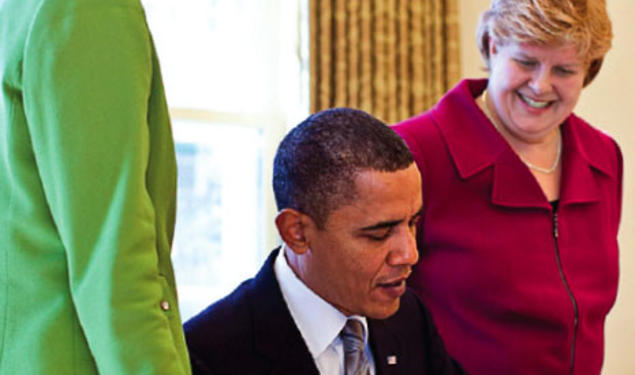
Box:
[393,79,623,375]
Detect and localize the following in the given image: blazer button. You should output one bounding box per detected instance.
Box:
[160,300,170,311]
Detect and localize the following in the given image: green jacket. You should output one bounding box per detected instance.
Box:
[0,0,191,373]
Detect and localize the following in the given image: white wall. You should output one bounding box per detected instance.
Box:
[457,1,635,373]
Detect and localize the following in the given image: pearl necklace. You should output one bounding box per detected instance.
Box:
[481,89,562,174]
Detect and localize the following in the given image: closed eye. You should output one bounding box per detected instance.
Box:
[365,228,393,241]
[408,215,421,228]
[514,58,537,69]
[408,208,423,228]
[554,66,577,76]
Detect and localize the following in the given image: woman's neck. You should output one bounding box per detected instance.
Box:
[480,89,562,174]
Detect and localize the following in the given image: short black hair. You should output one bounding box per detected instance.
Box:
[273,107,414,228]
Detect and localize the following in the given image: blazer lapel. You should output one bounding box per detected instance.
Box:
[491,150,551,209]
[432,79,562,210]
[558,116,613,205]
[249,248,320,375]
[432,79,504,181]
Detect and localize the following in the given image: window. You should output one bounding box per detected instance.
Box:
[142,0,308,320]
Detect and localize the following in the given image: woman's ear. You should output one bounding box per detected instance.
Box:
[489,36,498,56]
[275,208,312,254]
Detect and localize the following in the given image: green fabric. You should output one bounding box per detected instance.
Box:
[0,0,191,373]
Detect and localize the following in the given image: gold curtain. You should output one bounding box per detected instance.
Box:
[309,0,461,123]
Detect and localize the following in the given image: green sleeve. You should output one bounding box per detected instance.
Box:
[23,2,190,374]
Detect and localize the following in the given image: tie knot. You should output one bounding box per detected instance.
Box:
[341,319,365,351]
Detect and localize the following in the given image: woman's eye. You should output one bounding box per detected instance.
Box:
[515,59,536,68]
[555,67,576,75]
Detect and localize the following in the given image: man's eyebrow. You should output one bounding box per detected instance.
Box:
[360,219,403,231]
[360,206,423,231]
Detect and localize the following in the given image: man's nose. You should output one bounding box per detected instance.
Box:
[388,228,419,266]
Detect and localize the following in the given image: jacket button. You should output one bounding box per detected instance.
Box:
[160,300,170,311]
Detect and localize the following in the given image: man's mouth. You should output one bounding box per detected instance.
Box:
[377,270,411,288]
[378,279,405,288]
[376,277,408,299]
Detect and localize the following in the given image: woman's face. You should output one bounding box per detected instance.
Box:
[487,41,586,143]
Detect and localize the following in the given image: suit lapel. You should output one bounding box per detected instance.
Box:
[368,319,403,375]
[248,248,320,375]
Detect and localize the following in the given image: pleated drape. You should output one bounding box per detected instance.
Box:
[309,0,460,123]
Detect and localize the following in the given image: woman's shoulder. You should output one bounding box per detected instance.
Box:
[393,79,487,139]
[392,110,445,167]
[566,113,622,175]
[392,109,437,141]
[567,113,620,150]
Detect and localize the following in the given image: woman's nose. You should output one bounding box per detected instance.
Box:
[528,68,552,94]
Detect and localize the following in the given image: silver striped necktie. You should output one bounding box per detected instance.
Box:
[341,318,370,375]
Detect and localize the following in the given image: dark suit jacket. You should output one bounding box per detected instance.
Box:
[184,249,466,375]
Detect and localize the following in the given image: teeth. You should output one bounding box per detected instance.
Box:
[520,94,550,108]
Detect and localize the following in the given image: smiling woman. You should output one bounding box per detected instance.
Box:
[393,0,622,374]
[484,43,585,147]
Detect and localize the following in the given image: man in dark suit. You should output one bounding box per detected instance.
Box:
[184,108,466,375]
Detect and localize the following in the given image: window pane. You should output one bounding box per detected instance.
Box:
[172,119,264,320]
[141,0,307,321]
[143,0,278,112]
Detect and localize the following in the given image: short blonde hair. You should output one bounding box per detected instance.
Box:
[476,0,612,86]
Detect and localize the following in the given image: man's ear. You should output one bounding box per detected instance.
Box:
[275,208,314,254]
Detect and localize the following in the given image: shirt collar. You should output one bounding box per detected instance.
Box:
[274,246,369,359]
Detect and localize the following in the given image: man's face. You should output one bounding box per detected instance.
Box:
[300,164,422,319]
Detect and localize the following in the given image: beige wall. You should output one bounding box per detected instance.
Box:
[457,1,635,373]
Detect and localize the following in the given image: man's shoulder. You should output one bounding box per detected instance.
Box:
[184,277,256,348]
[184,250,281,343]
[183,277,268,374]
[182,250,303,374]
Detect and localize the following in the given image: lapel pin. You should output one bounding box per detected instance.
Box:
[387,355,397,365]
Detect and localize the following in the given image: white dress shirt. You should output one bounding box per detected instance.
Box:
[274,246,376,375]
